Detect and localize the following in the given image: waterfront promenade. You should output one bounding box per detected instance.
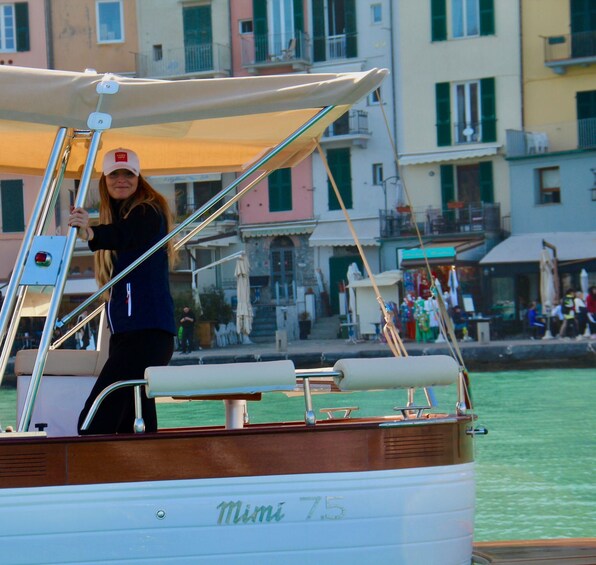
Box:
[171,334,596,371]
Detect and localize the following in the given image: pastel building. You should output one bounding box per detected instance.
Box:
[0,0,49,285]
[388,0,522,314]
[480,0,596,329]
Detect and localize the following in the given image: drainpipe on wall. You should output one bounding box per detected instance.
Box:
[45,0,54,69]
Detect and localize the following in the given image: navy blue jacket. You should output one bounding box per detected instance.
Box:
[89,203,175,336]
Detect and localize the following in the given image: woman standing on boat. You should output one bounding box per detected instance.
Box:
[69,148,176,434]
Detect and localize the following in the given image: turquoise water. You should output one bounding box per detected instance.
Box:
[1,368,594,542]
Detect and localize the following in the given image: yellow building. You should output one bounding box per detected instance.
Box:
[49,0,138,74]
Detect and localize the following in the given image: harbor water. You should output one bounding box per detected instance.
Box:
[1,367,594,542]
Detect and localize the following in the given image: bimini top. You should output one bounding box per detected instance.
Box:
[0,66,387,178]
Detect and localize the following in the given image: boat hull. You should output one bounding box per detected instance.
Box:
[0,417,475,564]
[1,464,474,564]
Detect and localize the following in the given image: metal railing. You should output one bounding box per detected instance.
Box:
[544,31,596,63]
[323,110,369,138]
[506,118,596,158]
[453,121,483,144]
[241,31,311,67]
[380,202,501,238]
[135,43,231,78]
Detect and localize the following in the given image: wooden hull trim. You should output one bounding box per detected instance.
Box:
[0,417,474,489]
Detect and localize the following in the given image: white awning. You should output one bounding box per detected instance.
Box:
[190,235,240,248]
[64,278,98,295]
[348,270,402,288]
[309,218,380,247]
[480,232,596,264]
[241,221,316,238]
[398,146,500,166]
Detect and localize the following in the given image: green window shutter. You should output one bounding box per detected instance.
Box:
[312,0,326,62]
[479,161,494,203]
[480,77,497,142]
[435,82,452,146]
[327,148,352,211]
[440,165,455,208]
[1,180,25,232]
[15,2,30,52]
[479,0,495,36]
[345,0,358,58]
[431,0,447,42]
[252,0,268,62]
[268,168,292,212]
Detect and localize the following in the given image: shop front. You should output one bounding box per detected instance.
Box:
[480,232,596,335]
[399,242,485,313]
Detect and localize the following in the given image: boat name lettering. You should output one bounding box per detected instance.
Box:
[216,500,286,525]
[300,496,346,520]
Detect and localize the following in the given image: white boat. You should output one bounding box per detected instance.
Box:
[0,66,477,564]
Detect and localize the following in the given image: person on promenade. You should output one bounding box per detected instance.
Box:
[69,148,176,434]
[587,286,596,336]
[179,306,196,353]
[527,301,545,338]
[558,288,577,339]
[451,305,469,340]
[574,290,588,337]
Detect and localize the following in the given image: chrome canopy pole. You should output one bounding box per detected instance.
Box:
[0,128,69,386]
[59,105,336,327]
[18,131,103,432]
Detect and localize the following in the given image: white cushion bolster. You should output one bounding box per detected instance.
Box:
[333,356,459,391]
[145,360,296,398]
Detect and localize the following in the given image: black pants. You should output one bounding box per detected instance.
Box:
[78,329,174,435]
[181,326,194,352]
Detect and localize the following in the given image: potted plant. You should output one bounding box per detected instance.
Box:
[298,310,311,340]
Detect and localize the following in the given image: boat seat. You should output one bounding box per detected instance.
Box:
[333,356,459,391]
[144,360,297,429]
[15,314,109,437]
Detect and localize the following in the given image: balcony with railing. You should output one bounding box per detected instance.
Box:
[313,33,357,61]
[320,110,370,148]
[135,43,231,79]
[544,31,596,74]
[506,117,596,158]
[241,32,311,74]
[380,202,501,239]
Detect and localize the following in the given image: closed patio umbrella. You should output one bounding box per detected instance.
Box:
[235,254,253,344]
[540,248,557,339]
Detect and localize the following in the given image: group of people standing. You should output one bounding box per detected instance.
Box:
[554,287,595,338]
[531,286,596,339]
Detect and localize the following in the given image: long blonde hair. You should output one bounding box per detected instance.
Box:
[94,174,177,289]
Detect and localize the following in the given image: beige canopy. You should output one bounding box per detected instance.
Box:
[0,66,387,178]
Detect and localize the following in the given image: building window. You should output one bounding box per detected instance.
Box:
[0,179,25,232]
[371,3,382,24]
[239,19,253,34]
[313,0,357,62]
[153,44,163,61]
[431,0,494,42]
[0,3,15,51]
[268,168,292,212]
[452,0,479,38]
[368,86,381,105]
[327,147,353,210]
[372,163,384,185]
[436,77,496,146]
[96,0,124,43]
[537,167,561,205]
[454,80,481,143]
[440,162,494,206]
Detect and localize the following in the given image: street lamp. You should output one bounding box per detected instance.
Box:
[381,175,400,215]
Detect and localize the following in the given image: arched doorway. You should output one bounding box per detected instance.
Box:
[270,236,295,303]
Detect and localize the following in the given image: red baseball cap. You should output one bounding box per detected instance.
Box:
[102,148,140,176]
